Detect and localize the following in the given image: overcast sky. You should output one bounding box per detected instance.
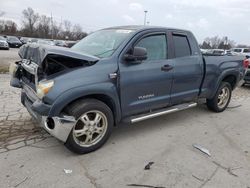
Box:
[1,0,250,44]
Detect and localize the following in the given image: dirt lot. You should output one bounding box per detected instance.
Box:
[0,73,250,188]
[0,48,20,72]
[0,47,250,188]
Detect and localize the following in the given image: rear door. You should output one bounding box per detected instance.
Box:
[170,31,204,104]
[118,31,174,117]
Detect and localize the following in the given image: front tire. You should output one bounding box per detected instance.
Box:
[206,82,232,112]
[65,99,114,154]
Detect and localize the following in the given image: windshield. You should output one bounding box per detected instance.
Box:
[8,37,19,42]
[72,29,134,58]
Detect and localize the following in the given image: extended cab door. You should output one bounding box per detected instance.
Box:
[118,31,174,117]
[170,31,204,104]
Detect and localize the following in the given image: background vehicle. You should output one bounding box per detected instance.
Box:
[66,40,77,48]
[36,39,55,46]
[231,48,250,56]
[6,36,22,48]
[224,50,239,56]
[54,40,67,47]
[241,55,250,85]
[204,49,225,55]
[10,26,247,154]
[0,36,9,50]
[20,37,32,44]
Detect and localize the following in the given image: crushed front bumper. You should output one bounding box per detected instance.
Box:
[21,89,76,143]
[10,61,76,143]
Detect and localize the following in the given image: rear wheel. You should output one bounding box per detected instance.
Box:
[65,99,113,154]
[206,82,232,112]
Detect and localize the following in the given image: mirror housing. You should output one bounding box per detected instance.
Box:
[124,47,147,62]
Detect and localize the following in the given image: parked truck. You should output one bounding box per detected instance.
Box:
[10,26,249,154]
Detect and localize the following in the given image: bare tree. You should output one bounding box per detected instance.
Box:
[72,24,87,40]
[1,7,87,40]
[51,20,62,39]
[37,15,51,38]
[203,36,235,49]
[62,20,72,39]
[22,7,39,36]
[204,36,222,49]
[0,20,17,35]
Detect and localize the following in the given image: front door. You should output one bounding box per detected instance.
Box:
[119,32,174,117]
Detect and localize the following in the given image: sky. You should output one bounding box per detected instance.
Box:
[1,0,250,44]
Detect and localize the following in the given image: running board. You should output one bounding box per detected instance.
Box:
[130,102,197,123]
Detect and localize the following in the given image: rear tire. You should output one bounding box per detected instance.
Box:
[206,82,232,112]
[65,99,114,154]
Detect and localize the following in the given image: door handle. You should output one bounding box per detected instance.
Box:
[161,64,173,72]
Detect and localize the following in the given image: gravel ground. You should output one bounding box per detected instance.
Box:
[0,74,250,188]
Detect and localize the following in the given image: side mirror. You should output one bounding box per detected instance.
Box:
[124,47,147,62]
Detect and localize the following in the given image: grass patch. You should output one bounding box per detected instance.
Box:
[0,66,9,73]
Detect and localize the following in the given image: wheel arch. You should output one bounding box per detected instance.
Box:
[48,84,121,125]
[63,94,119,125]
[222,74,237,89]
[209,70,239,99]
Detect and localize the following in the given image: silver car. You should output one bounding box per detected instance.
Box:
[0,36,9,50]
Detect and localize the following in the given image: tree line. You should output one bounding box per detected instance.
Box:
[200,36,249,49]
[0,7,87,41]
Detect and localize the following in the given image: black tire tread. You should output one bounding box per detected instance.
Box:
[65,99,114,154]
[206,82,232,112]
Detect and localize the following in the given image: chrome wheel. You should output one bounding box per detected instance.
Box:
[72,110,108,147]
[217,87,230,109]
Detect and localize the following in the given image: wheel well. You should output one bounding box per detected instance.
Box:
[62,94,117,124]
[222,75,237,89]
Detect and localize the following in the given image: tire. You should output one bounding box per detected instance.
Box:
[65,99,114,154]
[206,82,232,112]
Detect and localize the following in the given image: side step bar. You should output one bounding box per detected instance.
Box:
[130,102,197,123]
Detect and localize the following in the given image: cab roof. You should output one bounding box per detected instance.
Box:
[103,25,191,33]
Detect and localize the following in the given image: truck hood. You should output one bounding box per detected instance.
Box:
[18,43,99,65]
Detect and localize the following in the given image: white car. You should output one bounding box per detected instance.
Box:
[231,48,250,56]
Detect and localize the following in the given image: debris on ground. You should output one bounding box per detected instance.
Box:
[192,174,205,182]
[227,104,242,109]
[63,169,73,174]
[144,162,154,170]
[127,183,166,188]
[14,177,29,187]
[212,161,240,177]
[193,144,211,157]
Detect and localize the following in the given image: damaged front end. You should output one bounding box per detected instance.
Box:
[10,43,99,142]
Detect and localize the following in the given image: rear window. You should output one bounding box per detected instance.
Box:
[243,49,250,53]
[173,35,191,58]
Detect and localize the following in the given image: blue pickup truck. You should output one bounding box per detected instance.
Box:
[10,26,248,154]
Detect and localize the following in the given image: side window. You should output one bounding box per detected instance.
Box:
[135,34,167,61]
[173,34,191,58]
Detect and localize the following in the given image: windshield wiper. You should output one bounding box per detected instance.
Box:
[94,49,115,57]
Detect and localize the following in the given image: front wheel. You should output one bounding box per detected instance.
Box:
[65,99,114,154]
[206,82,232,112]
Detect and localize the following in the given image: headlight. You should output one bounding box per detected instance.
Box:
[36,80,54,99]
